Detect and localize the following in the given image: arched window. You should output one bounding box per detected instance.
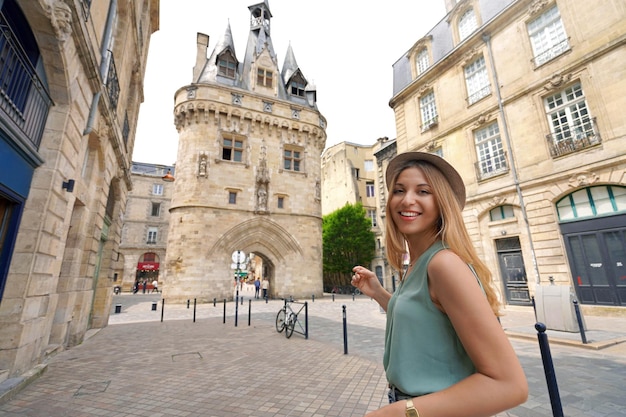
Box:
[415,48,429,75]
[489,205,514,221]
[458,8,478,41]
[556,185,626,221]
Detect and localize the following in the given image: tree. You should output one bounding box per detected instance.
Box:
[322,203,376,289]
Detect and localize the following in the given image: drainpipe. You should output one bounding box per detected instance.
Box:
[482,32,541,285]
[84,0,117,135]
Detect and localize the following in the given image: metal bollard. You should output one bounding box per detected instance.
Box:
[187,299,190,309]
[332,294,335,302]
[304,301,309,339]
[213,297,216,307]
[312,294,315,302]
[223,299,226,324]
[193,298,197,323]
[235,295,239,327]
[241,295,244,305]
[160,299,164,322]
[342,305,348,354]
[535,322,564,417]
[572,300,587,344]
[248,299,251,326]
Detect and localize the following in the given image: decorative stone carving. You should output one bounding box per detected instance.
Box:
[255,142,270,213]
[475,113,491,126]
[198,152,208,177]
[490,195,507,207]
[544,73,572,90]
[45,0,72,42]
[568,171,599,188]
[528,0,550,16]
[418,83,431,96]
[461,47,481,66]
[232,93,243,106]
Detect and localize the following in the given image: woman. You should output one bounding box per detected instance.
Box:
[351,152,527,417]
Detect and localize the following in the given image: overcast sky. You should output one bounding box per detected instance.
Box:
[133,0,447,165]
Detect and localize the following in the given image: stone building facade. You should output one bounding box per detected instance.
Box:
[389,0,626,312]
[163,1,327,303]
[117,162,175,293]
[321,142,386,289]
[0,0,159,381]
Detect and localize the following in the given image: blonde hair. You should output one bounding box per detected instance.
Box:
[385,159,501,315]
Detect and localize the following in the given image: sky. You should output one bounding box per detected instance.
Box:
[132,0,447,165]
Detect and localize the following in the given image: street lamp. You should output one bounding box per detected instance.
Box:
[161,169,175,182]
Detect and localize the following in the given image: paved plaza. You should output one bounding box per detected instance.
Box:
[0,290,625,416]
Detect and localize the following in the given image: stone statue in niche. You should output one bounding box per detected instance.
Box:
[257,184,268,211]
[198,154,208,177]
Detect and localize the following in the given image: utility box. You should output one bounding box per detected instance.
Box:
[535,284,586,332]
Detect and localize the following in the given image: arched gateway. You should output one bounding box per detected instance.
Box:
[163,1,326,303]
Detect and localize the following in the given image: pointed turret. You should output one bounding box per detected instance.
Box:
[196,22,239,84]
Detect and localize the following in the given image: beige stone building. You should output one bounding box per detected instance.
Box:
[117,162,175,293]
[0,0,159,381]
[321,141,387,289]
[388,0,626,312]
[163,1,327,303]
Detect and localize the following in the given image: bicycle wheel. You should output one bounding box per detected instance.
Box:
[285,313,296,338]
[275,308,286,333]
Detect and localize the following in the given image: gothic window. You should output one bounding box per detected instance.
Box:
[222,135,244,162]
[420,91,438,130]
[458,8,478,41]
[284,146,302,172]
[218,52,237,78]
[527,4,569,66]
[416,48,430,75]
[257,68,273,88]
[464,55,490,104]
[474,122,507,179]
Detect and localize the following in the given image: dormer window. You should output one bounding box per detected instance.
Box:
[458,8,478,41]
[416,48,430,75]
[257,68,273,88]
[289,74,306,97]
[217,52,237,79]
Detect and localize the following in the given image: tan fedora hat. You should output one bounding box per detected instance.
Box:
[385,152,466,209]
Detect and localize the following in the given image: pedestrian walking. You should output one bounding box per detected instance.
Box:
[152,279,158,293]
[262,277,269,299]
[254,277,261,299]
[351,152,527,417]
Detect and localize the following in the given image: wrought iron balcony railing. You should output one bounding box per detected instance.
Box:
[106,53,120,110]
[0,14,53,150]
[546,117,601,158]
[474,150,509,181]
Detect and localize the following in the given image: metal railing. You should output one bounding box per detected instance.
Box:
[0,15,53,150]
[546,117,601,158]
[474,150,509,181]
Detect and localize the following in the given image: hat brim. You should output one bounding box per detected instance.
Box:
[385,152,466,209]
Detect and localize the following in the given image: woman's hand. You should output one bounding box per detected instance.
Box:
[352,266,391,310]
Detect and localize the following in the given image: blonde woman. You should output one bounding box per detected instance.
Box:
[352,152,527,417]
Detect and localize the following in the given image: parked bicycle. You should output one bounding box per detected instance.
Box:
[275,298,307,338]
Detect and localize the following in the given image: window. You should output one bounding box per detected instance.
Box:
[289,74,306,97]
[458,8,478,41]
[228,191,237,204]
[416,48,430,75]
[277,196,284,209]
[545,83,591,141]
[475,123,507,178]
[490,205,515,221]
[146,227,157,244]
[464,56,490,104]
[366,182,375,198]
[284,147,302,172]
[557,186,626,221]
[527,5,569,66]
[257,68,273,88]
[368,209,377,227]
[420,91,438,130]
[222,136,244,162]
[151,202,160,217]
[352,168,360,179]
[364,160,374,172]
[217,52,237,78]
[152,184,163,195]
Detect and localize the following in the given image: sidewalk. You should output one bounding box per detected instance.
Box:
[0,294,625,416]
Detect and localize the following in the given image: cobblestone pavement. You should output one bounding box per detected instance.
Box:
[0,291,625,417]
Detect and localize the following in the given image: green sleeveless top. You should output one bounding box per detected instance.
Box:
[383,240,476,396]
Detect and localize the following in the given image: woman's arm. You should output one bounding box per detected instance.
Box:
[351,266,392,311]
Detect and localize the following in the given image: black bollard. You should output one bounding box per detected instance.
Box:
[160,299,164,322]
[241,295,244,305]
[342,305,348,354]
[223,299,226,324]
[248,299,251,326]
[312,294,315,302]
[235,295,239,327]
[352,293,355,301]
[304,301,309,339]
[535,323,564,417]
[572,300,587,344]
[332,294,335,302]
[187,299,190,309]
[193,298,196,323]
[213,297,216,307]
[265,295,268,304]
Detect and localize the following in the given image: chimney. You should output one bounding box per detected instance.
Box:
[193,33,209,81]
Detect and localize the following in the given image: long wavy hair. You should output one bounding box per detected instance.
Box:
[385,159,501,315]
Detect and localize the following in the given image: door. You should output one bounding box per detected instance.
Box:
[496,237,531,305]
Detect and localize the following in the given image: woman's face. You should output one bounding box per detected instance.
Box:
[389,166,440,237]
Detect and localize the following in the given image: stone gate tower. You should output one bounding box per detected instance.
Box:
[163,1,327,303]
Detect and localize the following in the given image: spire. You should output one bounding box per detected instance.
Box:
[281,43,301,83]
[197,22,239,83]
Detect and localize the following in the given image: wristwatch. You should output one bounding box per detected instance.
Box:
[405,399,420,417]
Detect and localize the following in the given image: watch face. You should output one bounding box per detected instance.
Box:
[406,409,419,417]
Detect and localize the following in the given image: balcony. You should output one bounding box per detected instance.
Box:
[106,54,120,110]
[0,15,53,150]
[475,151,509,181]
[546,118,601,158]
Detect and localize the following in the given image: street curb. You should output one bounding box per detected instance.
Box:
[505,331,626,350]
[0,364,47,405]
